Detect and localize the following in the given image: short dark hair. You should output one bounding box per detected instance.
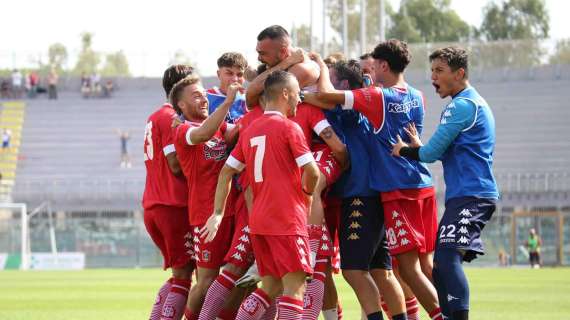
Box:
[162,65,194,97]
[371,39,411,73]
[217,52,248,70]
[263,70,295,101]
[429,46,469,78]
[359,53,373,60]
[257,25,289,41]
[169,74,201,115]
[332,59,364,90]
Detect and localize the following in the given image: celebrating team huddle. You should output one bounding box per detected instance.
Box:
[143,25,498,320]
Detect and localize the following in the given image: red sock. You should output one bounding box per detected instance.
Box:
[428,307,443,320]
[197,270,240,320]
[235,288,271,320]
[259,297,278,320]
[302,258,326,320]
[161,278,191,320]
[279,295,304,320]
[337,302,343,320]
[150,278,173,320]
[405,297,420,320]
[217,307,238,320]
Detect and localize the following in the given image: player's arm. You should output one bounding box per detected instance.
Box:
[187,83,241,145]
[288,60,319,90]
[246,49,305,108]
[392,98,477,163]
[165,152,183,176]
[301,161,320,196]
[319,126,349,170]
[223,123,239,148]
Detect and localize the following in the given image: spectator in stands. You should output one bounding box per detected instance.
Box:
[2,129,11,151]
[103,80,114,98]
[0,79,9,99]
[116,129,131,168]
[28,71,39,99]
[91,72,102,97]
[526,228,542,268]
[48,67,58,100]
[11,69,23,99]
[81,72,91,98]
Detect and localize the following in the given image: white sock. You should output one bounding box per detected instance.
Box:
[322,308,338,320]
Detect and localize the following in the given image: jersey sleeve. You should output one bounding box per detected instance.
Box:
[227,136,246,171]
[419,98,477,163]
[308,105,331,136]
[159,113,177,156]
[342,87,385,130]
[288,123,315,167]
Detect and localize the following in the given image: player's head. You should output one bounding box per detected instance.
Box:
[217,52,248,93]
[529,228,536,236]
[359,53,375,87]
[169,74,208,121]
[371,39,411,84]
[256,25,291,67]
[429,46,469,98]
[330,59,364,90]
[162,64,194,98]
[263,70,300,117]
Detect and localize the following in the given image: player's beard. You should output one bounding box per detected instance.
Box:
[287,96,298,117]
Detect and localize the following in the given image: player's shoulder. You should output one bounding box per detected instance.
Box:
[451,97,477,113]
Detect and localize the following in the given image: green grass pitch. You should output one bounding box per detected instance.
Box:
[0,268,569,319]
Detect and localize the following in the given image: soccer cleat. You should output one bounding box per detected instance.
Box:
[236,261,261,288]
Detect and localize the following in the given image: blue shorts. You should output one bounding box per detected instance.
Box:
[339,196,392,271]
[437,197,496,262]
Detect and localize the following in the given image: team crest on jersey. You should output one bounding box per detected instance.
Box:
[203,137,228,161]
[202,250,211,262]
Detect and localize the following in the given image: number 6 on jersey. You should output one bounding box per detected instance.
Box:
[250,135,266,182]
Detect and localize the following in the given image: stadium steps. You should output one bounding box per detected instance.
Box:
[0,101,25,201]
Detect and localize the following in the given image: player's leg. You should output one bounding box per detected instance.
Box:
[391,262,420,320]
[369,243,407,320]
[186,216,234,320]
[235,275,282,320]
[321,195,342,320]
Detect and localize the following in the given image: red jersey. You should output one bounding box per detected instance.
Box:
[235,105,264,189]
[175,121,233,225]
[143,104,188,209]
[226,111,315,236]
[289,103,331,148]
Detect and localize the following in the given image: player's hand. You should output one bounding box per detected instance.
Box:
[290,48,306,64]
[308,52,325,66]
[235,262,261,288]
[200,213,223,243]
[391,135,409,157]
[224,82,242,105]
[404,122,423,147]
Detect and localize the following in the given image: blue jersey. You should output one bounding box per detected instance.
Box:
[325,107,376,198]
[207,87,247,124]
[419,86,499,201]
[343,85,433,192]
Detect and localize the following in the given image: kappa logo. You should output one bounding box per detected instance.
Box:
[443,110,452,118]
[395,220,403,228]
[350,210,363,218]
[162,305,175,318]
[193,226,200,233]
[232,252,243,261]
[242,296,260,315]
[301,256,309,266]
[325,167,331,174]
[349,221,362,229]
[299,247,306,256]
[351,198,364,206]
[392,211,400,219]
[321,234,329,241]
[326,160,334,167]
[440,117,447,125]
[236,243,246,252]
[348,233,360,240]
[459,218,471,225]
[397,229,408,237]
[387,99,419,113]
[193,235,200,243]
[447,294,459,302]
[459,226,468,234]
[400,238,411,246]
[321,243,330,251]
[239,235,250,243]
[242,226,250,233]
[297,237,305,245]
[459,209,472,217]
[458,236,470,244]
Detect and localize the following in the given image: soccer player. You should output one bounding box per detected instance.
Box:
[304,40,443,320]
[359,53,376,87]
[246,25,320,108]
[392,46,499,320]
[311,56,408,320]
[143,65,195,320]
[207,52,248,123]
[201,70,320,320]
[168,74,242,320]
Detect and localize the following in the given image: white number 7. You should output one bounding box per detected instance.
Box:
[250,136,266,183]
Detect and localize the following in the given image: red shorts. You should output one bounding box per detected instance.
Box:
[144,205,193,270]
[224,193,254,269]
[312,144,342,186]
[191,215,235,269]
[382,191,438,255]
[324,196,341,272]
[251,234,313,279]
